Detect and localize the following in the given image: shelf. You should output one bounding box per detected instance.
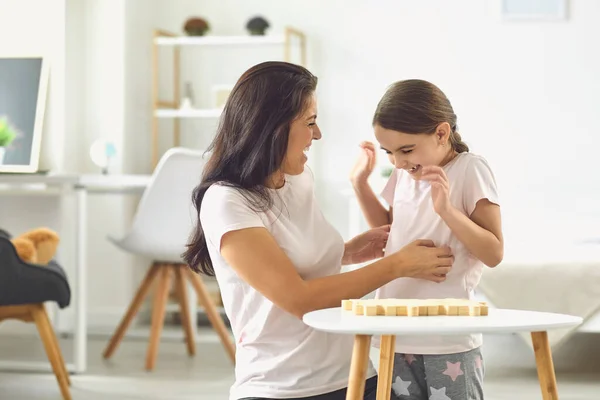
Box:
[155,108,222,119]
[154,35,286,47]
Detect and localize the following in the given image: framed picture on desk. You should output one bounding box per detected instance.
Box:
[0,55,49,173]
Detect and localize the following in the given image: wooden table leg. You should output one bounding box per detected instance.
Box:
[346,335,372,400]
[376,335,396,400]
[531,331,559,400]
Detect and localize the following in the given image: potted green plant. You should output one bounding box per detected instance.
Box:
[246,16,270,36]
[0,117,17,164]
[380,165,394,178]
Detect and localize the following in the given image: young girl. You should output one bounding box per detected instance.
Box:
[350,79,503,400]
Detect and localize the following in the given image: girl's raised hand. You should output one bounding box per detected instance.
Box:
[350,141,377,186]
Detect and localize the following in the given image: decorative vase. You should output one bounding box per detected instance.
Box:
[0,147,5,164]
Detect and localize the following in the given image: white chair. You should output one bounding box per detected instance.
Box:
[102,147,235,371]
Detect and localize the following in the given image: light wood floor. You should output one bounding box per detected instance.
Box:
[0,328,598,399]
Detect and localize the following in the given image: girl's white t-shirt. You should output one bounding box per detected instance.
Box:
[376,152,500,355]
[201,168,376,400]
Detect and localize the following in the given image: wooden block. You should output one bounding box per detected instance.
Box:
[342,300,353,311]
[353,303,364,316]
[447,305,459,316]
[384,305,397,316]
[418,305,428,316]
[365,305,377,316]
[427,305,439,316]
[479,302,489,316]
[396,305,408,316]
[408,305,419,316]
[438,304,448,315]
[458,305,470,316]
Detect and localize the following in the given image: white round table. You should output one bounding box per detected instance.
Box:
[303,307,582,400]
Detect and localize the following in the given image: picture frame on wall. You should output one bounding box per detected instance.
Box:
[502,0,568,21]
[0,55,49,173]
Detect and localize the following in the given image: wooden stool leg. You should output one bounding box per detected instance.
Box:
[185,268,236,363]
[47,320,71,386]
[31,304,72,400]
[346,334,372,400]
[531,331,559,400]
[174,265,196,356]
[103,263,161,359]
[145,265,172,371]
[376,335,396,400]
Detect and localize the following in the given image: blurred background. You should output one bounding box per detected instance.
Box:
[0,0,598,399]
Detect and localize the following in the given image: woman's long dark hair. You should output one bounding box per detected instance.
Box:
[183,61,318,276]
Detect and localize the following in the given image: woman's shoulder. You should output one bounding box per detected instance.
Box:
[201,183,258,218]
[204,182,244,203]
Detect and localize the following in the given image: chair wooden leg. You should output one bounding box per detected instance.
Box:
[145,265,172,371]
[532,331,559,400]
[31,304,72,400]
[185,268,236,363]
[103,263,161,359]
[47,318,71,386]
[174,265,196,356]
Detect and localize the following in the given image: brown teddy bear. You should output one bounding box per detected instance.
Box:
[9,228,60,265]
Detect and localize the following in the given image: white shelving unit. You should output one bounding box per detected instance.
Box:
[151,27,307,168]
[154,107,222,119]
[154,35,286,46]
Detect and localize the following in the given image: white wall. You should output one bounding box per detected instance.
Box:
[2,0,598,334]
[0,0,66,171]
[166,0,600,255]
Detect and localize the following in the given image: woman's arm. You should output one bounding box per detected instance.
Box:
[220,227,454,319]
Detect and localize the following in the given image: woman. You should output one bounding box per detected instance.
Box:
[183,61,454,400]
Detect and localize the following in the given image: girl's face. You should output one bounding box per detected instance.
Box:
[374,123,452,180]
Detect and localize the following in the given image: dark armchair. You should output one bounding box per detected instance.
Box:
[0,232,72,400]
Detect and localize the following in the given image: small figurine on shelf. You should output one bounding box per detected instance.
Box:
[246,16,270,35]
[183,17,210,36]
[89,139,117,175]
[180,82,195,109]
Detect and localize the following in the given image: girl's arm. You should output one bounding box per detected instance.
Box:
[439,200,503,267]
[350,141,393,228]
[422,165,503,268]
[352,181,392,228]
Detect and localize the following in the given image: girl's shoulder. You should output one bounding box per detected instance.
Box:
[446,152,494,175]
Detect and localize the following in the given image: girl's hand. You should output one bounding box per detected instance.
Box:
[421,165,453,217]
[343,224,390,265]
[350,141,377,187]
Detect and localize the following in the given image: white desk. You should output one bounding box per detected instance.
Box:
[304,307,582,400]
[0,173,151,374]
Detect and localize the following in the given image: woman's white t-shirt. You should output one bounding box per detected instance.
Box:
[201,168,376,400]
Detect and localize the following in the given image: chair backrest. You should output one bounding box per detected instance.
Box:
[0,237,71,308]
[124,147,208,258]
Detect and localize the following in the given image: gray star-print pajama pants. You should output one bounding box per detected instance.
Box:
[391,347,485,400]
